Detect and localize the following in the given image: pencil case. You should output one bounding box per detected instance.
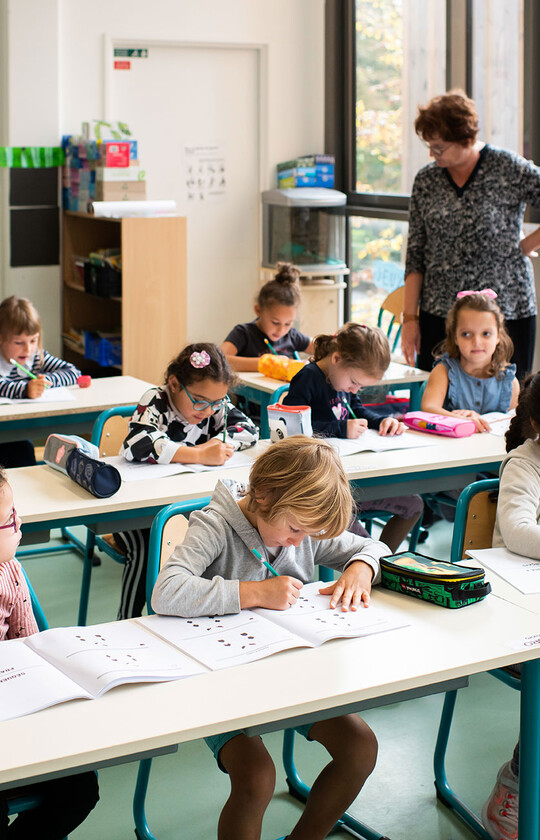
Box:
[380,551,491,609]
[403,411,476,437]
[43,434,100,474]
[65,448,121,498]
[257,354,305,382]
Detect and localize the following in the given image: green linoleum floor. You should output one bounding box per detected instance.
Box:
[16,521,518,840]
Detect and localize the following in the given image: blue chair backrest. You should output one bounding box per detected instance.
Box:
[450,478,499,563]
[91,404,137,448]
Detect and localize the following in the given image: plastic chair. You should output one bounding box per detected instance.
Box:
[433,479,519,839]
[75,405,136,625]
[377,286,405,354]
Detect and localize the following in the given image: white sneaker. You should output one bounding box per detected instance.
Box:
[481,760,519,840]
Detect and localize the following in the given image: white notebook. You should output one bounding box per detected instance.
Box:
[0,620,204,722]
[138,581,409,671]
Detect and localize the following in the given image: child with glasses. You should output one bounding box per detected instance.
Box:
[0,468,99,838]
[114,343,259,619]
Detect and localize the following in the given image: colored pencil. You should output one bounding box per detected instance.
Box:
[264,338,278,356]
[250,546,279,577]
[10,358,51,388]
[342,396,357,420]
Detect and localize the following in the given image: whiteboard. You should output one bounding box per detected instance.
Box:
[110,42,261,344]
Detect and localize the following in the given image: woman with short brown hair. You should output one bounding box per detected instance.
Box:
[402,89,540,380]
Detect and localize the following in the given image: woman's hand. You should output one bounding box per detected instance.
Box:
[26,375,51,398]
[451,409,491,433]
[239,576,303,610]
[193,439,234,465]
[347,419,368,439]
[319,560,373,611]
[378,416,406,436]
[401,320,420,367]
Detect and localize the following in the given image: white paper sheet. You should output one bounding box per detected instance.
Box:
[329,429,438,457]
[15,386,76,404]
[103,448,258,482]
[467,547,540,595]
[481,411,515,436]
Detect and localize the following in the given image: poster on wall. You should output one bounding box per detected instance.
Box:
[184,145,227,202]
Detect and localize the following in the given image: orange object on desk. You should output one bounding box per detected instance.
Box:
[257,354,305,382]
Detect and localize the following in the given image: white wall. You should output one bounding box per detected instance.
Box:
[0,0,325,352]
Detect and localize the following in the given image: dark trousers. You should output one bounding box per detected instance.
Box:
[0,441,36,469]
[418,310,537,382]
[0,771,98,839]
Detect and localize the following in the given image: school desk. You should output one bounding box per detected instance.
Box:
[0,580,539,840]
[12,433,506,542]
[232,362,429,437]
[0,375,151,444]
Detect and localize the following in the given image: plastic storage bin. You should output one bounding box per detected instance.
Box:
[84,261,122,298]
[84,332,122,367]
[262,188,346,269]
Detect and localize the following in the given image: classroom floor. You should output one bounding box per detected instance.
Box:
[18,520,519,840]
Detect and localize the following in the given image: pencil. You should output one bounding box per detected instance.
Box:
[250,546,279,577]
[342,396,357,420]
[10,358,51,388]
[293,351,301,361]
[264,338,278,356]
[222,401,228,442]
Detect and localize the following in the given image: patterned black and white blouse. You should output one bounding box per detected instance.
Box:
[0,351,80,399]
[121,385,259,463]
[405,145,540,321]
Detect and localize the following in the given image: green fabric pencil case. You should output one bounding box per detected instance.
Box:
[380,551,491,609]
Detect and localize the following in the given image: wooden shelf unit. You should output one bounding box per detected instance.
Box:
[62,212,187,384]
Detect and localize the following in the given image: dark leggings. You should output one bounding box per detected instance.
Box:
[0,771,98,839]
[0,442,36,469]
[418,310,536,381]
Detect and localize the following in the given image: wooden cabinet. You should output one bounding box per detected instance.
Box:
[62,212,187,384]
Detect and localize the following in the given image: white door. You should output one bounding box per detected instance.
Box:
[111,43,261,344]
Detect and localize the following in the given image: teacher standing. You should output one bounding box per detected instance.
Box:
[402,90,540,379]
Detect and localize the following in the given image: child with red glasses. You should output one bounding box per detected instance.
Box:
[0,468,99,838]
[113,343,259,619]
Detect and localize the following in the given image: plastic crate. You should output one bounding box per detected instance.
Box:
[84,332,122,367]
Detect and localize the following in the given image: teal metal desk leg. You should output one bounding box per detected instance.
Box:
[409,382,421,411]
[519,658,540,840]
[133,759,156,840]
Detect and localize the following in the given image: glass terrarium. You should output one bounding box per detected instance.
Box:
[262,188,347,270]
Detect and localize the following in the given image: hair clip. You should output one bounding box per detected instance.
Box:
[190,350,211,368]
[456,288,497,300]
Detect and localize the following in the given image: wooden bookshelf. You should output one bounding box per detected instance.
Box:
[62,212,187,383]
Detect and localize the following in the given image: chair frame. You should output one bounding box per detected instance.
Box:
[433,479,520,840]
[377,286,405,354]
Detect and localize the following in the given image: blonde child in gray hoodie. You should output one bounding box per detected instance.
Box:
[152,435,388,840]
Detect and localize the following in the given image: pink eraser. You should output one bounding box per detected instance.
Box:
[77,375,92,388]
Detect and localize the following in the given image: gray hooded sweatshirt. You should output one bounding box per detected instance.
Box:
[151,479,388,617]
[493,438,540,558]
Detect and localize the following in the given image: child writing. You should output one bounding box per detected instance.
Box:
[221,262,314,371]
[113,343,259,620]
[421,290,519,431]
[479,373,540,840]
[0,467,99,838]
[283,322,423,551]
[152,436,386,840]
[0,296,81,467]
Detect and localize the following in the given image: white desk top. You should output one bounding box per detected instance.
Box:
[12,434,506,529]
[235,362,428,396]
[0,375,152,422]
[1,580,538,787]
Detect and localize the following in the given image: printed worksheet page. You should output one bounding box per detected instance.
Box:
[26,620,205,696]
[467,547,540,595]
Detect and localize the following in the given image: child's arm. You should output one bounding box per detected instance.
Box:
[313,530,387,609]
[211,399,259,450]
[510,376,520,409]
[421,363,491,432]
[5,560,39,638]
[496,458,540,558]
[38,350,81,387]
[350,393,405,436]
[284,372,348,437]
[221,340,260,372]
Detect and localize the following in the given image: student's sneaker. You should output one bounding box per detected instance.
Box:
[481,760,519,840]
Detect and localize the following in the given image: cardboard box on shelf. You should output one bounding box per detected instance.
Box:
[94,181,147,201]
[95,165,146,182]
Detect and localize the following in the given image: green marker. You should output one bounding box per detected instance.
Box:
[293,351,301,361]
[10,358,51,388]
[342,396,357,419]
[250,546,279,577]
[264,338,278,356]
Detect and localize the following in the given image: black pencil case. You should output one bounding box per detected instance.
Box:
[380,551,491,609]
[65,448,121,498]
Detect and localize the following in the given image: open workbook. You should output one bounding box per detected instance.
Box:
[0,583,408,721]
[138,581,408,671]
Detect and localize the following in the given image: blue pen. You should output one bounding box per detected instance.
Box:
[250,546,279,577]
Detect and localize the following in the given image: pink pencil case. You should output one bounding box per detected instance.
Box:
[403,411,476,438]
